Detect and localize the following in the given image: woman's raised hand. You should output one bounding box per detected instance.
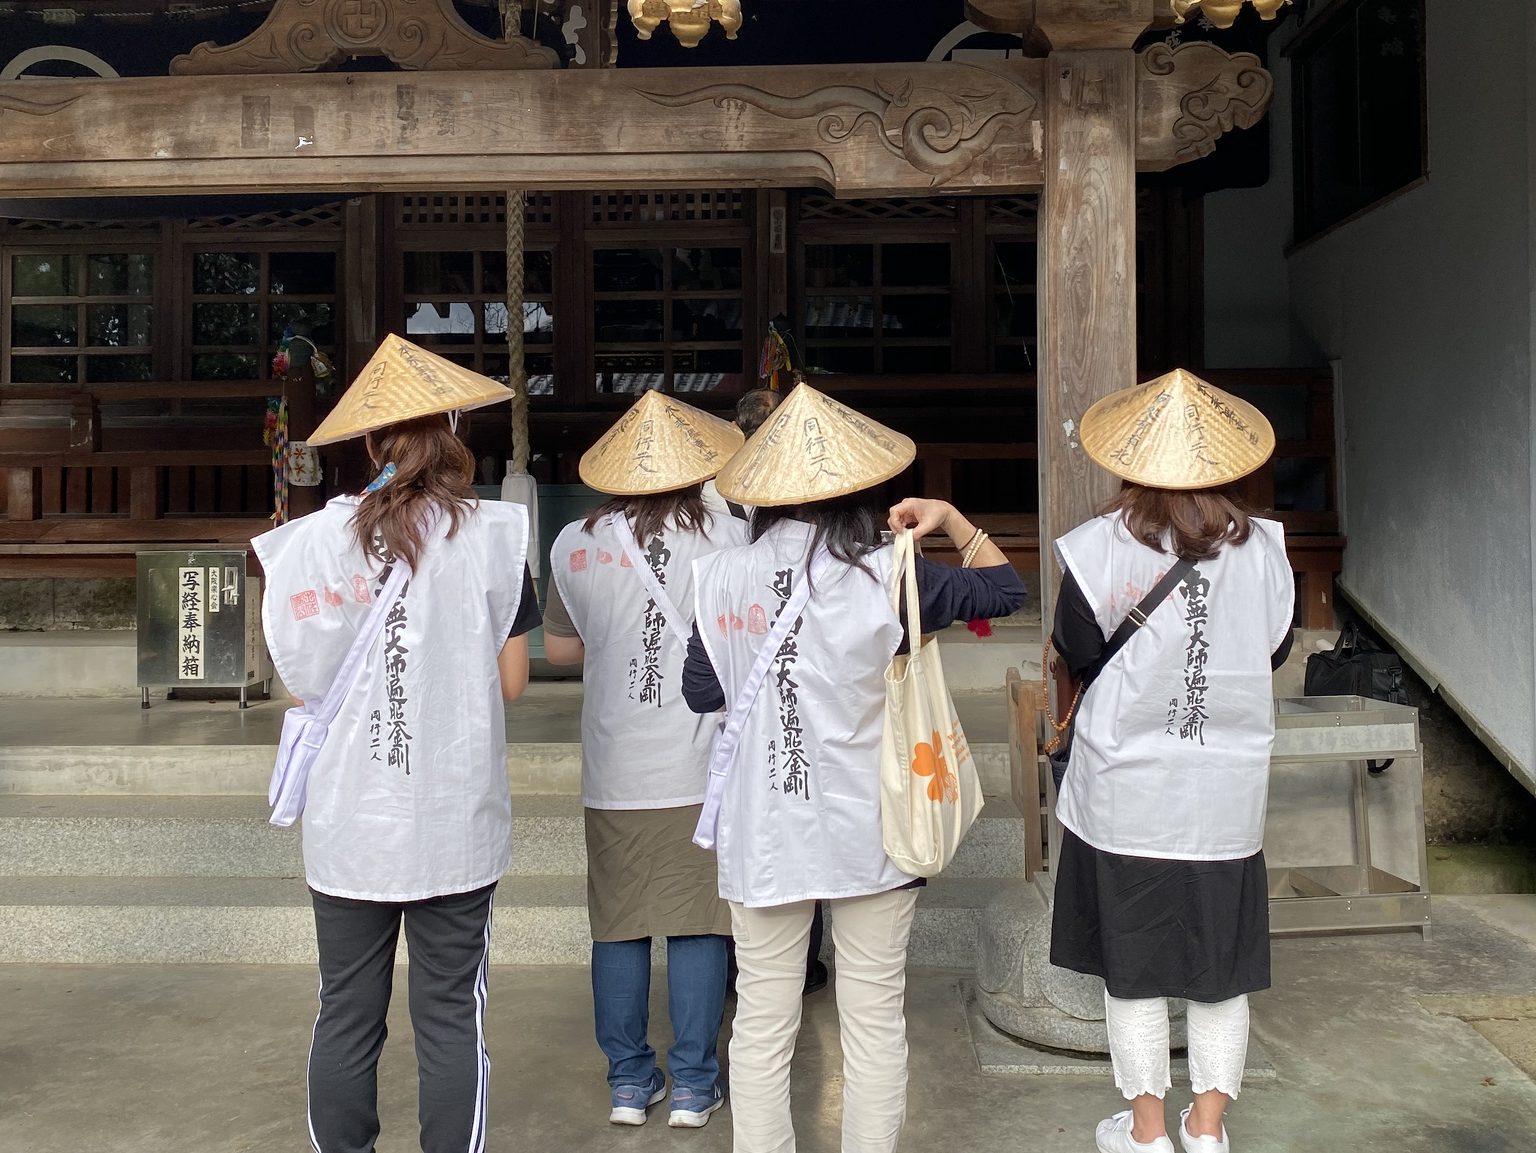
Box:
[888,497,957,539]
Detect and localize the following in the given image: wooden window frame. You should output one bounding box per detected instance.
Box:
[3,240,164,388]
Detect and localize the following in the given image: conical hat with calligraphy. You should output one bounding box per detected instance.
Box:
[307,334,515,447]
[1080,368,1275,491]
[713,382,916,507]
[578,391,744,496]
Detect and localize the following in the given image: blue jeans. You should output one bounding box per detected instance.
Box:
[592,935,728,1091]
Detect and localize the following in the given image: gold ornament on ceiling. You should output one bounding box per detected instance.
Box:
[628,0,743,49]
[1171,0,1290,29]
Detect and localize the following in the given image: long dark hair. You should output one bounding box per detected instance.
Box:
[751,494,882,583]
[350,414,477,571]
[585,483,712,548]
[1106,482,1255,562]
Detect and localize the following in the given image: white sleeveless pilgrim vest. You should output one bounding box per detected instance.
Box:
[253,497,529,901]
[692,519,916,907]
[550,510,748,810]
[1054,512,1294,861]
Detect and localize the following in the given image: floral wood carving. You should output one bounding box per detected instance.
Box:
[638,68,1040,185]
[171,0,558,75]
[1137,42,1273,170]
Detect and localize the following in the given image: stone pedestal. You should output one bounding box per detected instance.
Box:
[975,874,1187,1052]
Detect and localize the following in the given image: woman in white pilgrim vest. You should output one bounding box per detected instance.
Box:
[1046,370,1295,1153]
[541,391,747,1129]
[681,383,1027,1153]
[253,336,539,1153]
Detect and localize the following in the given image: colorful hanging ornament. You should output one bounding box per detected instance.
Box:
[263,396,290,525]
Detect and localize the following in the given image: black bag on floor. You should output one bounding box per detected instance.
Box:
[1304,620,1409,772]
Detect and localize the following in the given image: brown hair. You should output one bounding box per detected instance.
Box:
[585,483,713,549]
[1106,482,1254,562]
[350,414,478,572]
[735,388,782,437]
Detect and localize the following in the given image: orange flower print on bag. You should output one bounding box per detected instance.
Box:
[912,730,959,804]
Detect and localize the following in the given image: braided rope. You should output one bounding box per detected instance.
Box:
[500,0,531,474]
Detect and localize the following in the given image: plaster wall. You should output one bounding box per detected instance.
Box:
[1284,1,1535,784]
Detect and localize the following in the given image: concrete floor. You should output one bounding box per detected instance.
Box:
[4,896,1536,1153]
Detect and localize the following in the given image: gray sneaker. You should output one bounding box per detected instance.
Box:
[609,1069,666,1126]
[668,1084,725,1129]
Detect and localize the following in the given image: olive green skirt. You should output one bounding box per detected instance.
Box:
[584,803,732,942]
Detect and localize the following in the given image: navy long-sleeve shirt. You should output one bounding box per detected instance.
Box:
[682,556,1027,713]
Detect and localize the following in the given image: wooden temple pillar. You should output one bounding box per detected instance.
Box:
[1032,0,1153,624]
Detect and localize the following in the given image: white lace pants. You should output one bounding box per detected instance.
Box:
[1104,992,1250,1101]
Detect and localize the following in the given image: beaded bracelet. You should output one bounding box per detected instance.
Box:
[961,530,989,568]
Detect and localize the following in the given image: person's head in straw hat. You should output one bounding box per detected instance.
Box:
[711,381,1012,573]
[1080,367,1276,560]
[312,334,515,570]
[578,390,744,546]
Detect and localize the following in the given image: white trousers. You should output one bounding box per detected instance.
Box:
[728,887,919,1153]
[1104,992,1251,1101]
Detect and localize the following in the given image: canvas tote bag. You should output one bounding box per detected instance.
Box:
[880,529,984,876]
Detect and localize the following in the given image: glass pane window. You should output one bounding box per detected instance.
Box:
[400,248,554,390]
[87,303,153,347]
[87,254,153,296]
[12,305,77,348]
[800,240,953,374]
[11,254,76,297]
[189,249,339,382]
[7,250,158,384]
[592,244,747,394]
[990,239,1038,371]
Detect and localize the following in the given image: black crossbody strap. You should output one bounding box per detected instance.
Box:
[1084,556,1197,683]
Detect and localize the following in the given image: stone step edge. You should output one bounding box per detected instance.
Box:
[0,743,1012,796]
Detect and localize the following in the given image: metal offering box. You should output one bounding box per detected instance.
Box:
[136,549,272,706]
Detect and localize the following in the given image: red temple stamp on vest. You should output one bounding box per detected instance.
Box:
[570,549,588,572]
[290,590,320,621]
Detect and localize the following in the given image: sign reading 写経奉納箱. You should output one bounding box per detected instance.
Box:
[136,550,272,692]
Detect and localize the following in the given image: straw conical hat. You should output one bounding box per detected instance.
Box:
[713,382,916,508]
[1080,368,1275,490]
[578,391,744,496]
[307,335,514,447]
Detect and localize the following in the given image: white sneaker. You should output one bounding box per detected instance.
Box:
[1178,1105,1230,1153]
[1096,1110,1176,1153]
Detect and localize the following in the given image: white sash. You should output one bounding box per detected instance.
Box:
[609,513,692,650]
[693,549,829,850]
[268,560,410,828]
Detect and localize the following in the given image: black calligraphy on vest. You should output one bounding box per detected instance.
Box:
[369,533,412,775]
[770,567,810,801]
[637,533,671,707]
[1179,570,1211,746]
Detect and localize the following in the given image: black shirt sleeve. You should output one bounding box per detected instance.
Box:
[910,558,1028,634]
[508,564,542,639]
[683,622,726,713]
[1052,570,1104,682]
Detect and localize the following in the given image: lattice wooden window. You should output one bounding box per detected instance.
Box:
[591,244,746,395]
[188,249,339,381]
[985,195,1039,372]
[6,250,157,385]
[397,193,555,228]
[186,203,346,232]
[401,247,554,396]
[798,240,954,374]
[4,219,143,233]
[798,196,958,223]
[589,190,746,225]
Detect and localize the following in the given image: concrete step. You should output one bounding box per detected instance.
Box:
[0,794,1028,880]
[0,874,1011,967]
[0,737,1013,798]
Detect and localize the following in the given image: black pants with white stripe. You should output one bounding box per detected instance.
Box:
[308,883,496,1153]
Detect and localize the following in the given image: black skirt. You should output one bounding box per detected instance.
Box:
[1050,827,1271,1003]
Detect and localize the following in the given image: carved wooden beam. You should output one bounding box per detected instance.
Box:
[1136,41,1273,169]
[0,47,1269,198]
[171,0,558,74]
